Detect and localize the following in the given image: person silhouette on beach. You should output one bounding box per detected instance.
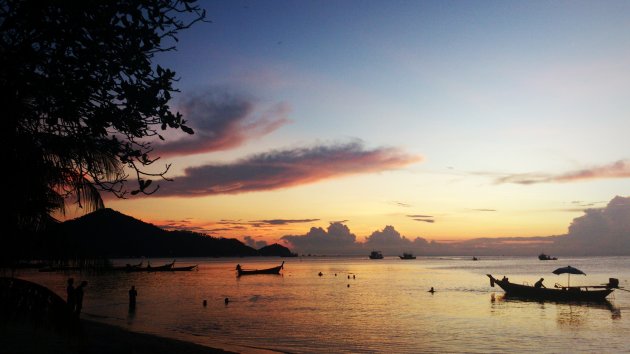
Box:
[66,278,76,312]
[428,287,435,293]
[75,281,88,317]
[129,285,138,311]
[534,278,546,288]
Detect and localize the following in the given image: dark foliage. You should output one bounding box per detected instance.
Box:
[1,1,205,254]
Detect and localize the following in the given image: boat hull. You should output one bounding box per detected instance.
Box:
[487,275,613,301]
[237,262,284,276]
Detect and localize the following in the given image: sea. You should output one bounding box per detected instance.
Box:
[11,256,630,353]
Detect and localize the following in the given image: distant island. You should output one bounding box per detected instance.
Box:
[39,208,296,259]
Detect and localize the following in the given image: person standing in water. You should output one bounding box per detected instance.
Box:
[66,278,75,312]
[75,281,88,317]
[129,285,138,311]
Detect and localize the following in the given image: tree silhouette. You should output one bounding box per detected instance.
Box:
[1,0,205,258]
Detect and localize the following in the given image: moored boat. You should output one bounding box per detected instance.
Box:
[399,253,416,260]
[369,251,384,259]
[147,260,175,272]
[538,253,558,260]
[124,260,197,272]
[236,261,284,276]
[487,274,618,301]
[171,264,198,271]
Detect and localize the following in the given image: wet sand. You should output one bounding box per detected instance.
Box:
[0,319,236,354]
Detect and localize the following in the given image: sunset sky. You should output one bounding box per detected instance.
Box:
[99,1,630,246]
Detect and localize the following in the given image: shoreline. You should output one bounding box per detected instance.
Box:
[0,319,247,354]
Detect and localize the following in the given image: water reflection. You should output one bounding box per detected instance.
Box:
[491,294,621,324]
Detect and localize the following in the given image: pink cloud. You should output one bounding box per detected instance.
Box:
[155,141,421,197]
[158,90,290,157]
[496,159,630,185]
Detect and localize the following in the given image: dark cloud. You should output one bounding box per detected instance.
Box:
[156,141,421,197]
[496,160,630,185]
[413,219,435,223]
[364,226,428,253]
[552,196,630,255]
[281,222,358,254]
[159,90,289,157]
[391,201,412,208]
[243,235,268,249]
[406,214,435,223]
[330,219,349,224]
[253,219,320,226]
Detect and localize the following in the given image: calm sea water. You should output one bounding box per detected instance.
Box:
[12,256,630,353]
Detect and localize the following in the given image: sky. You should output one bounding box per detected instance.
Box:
[99,0,630,251]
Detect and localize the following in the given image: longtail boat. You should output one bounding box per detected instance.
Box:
[170,264,198,271]
[141,261,172,272]
[236,261,284,276]
[126,261,197,272]
[487,274,618,301]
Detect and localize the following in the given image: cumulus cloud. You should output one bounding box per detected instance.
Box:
[496,159,630,185]
[364,226,429,253]
[277,196,629,256]
[159,90,290,157]
[552,196,630,255]
[281,222,358,254]
[243,235,268,249]
[156,141,421,197]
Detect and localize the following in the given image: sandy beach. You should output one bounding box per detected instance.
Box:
[0,319,236,354]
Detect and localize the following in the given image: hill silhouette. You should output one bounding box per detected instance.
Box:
[259,243,297,257]
[44,209,292,258]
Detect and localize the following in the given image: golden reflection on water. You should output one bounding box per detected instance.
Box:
[12,256,630,353]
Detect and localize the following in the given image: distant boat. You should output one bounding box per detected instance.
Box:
[170,264,198,271]
[236,261,284,276]
[369,251,384,259]
[399,253,416,260]
[538,253,558,260]
[125,260,198,272]
[38,266,80,272]
[472,256,479,261]
[487,274,619,301]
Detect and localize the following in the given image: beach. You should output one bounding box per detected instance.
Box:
[0,319,236,354]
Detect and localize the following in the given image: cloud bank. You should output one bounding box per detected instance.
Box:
[159,90,289,156]
[280,196,630,256]
[157,141,421,197]
[497,159,630,185]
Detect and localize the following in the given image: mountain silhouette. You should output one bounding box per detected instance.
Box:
[43,209,292,258]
